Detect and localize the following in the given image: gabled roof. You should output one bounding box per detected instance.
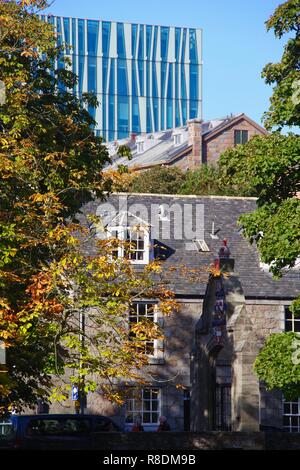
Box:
[106,114,267,171]
[202,113,268,141]
[80,193,299,300]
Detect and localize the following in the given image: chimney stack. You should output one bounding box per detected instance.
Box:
[187,119,202,168]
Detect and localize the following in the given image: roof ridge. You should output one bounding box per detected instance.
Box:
[111,192,257,200]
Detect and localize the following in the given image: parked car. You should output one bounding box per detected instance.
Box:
[0,414,121,450]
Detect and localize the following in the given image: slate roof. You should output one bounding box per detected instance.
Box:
[80,193,299,299]
[106,114,267,170]
[107,131,190,170]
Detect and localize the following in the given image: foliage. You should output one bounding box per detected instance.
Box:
[239,199,300,277]
[0,1,180,414]
[254,332,300,400]
[262,0,300,130]
[116,144,132,160]
[179,164,251,196]
[114,164,245,196]
[130,165,186,194]
[102,167,136,193]
[22,228,179,407]
[219,133,300,204]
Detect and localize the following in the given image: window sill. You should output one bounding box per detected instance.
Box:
[148,357,165,365]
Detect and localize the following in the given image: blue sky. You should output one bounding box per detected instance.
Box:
[44,0,287,126]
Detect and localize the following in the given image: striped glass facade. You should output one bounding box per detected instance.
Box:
[42,16,202,141]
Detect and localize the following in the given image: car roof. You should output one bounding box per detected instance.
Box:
[11,414,112,419]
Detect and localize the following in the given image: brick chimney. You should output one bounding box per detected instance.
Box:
[187,119,202,168]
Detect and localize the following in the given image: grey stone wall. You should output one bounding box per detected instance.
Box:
[47,300,202,432]
[44,300,287,432]
[246,301,285,429]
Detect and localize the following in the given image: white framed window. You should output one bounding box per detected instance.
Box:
[283,399,300,432]
[173,133,181,146]
[125,388,160,426]
[136,140,144,154]
[285,306,300,333]
[108,226,150,264]
[129,302,158,356]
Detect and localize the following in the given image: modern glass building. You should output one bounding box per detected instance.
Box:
[42,16,202,141]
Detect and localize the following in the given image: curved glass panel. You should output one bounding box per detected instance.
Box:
[152,26,158,62]
[175,28,181,62]
[117,23,126,58]
[132,61,138,96]
[167,99,173,128]
[138,25,144,59]
[147,97,152,133]
[88,56,97,92]
[56,17,62,47]
[153,97,159,131]
[167,63,173,99]
[132,96,140,133]
[190,100,198,119]
[108,59,115,141]
[117,59,128,96]
[161,61,167,98]
[146,25,152,58]
[78,19,85,55]
[175,100,180,128]
[63,17,70,54]
[161,98,165,129]
[152,63,158,98]
[161,27,169,61]
[181,28,186,63]
[138,60,144,96]
[190,63,198,101]
[102,22,111,57]
[118,96,129,139]
[132,24,138,57]
[87,20,99,56]
[189,29,197,63]
[78,55,85,94]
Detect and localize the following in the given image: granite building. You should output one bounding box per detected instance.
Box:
[48,193,299,433]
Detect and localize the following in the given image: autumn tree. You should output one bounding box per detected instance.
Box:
[218,0,300,399]
[0,1,179,414]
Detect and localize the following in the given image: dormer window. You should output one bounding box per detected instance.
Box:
[125,227,147,262]
[101,210,152,265]
[136,140,144,154]
[173,133,182,146]
[108,225,150,265]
